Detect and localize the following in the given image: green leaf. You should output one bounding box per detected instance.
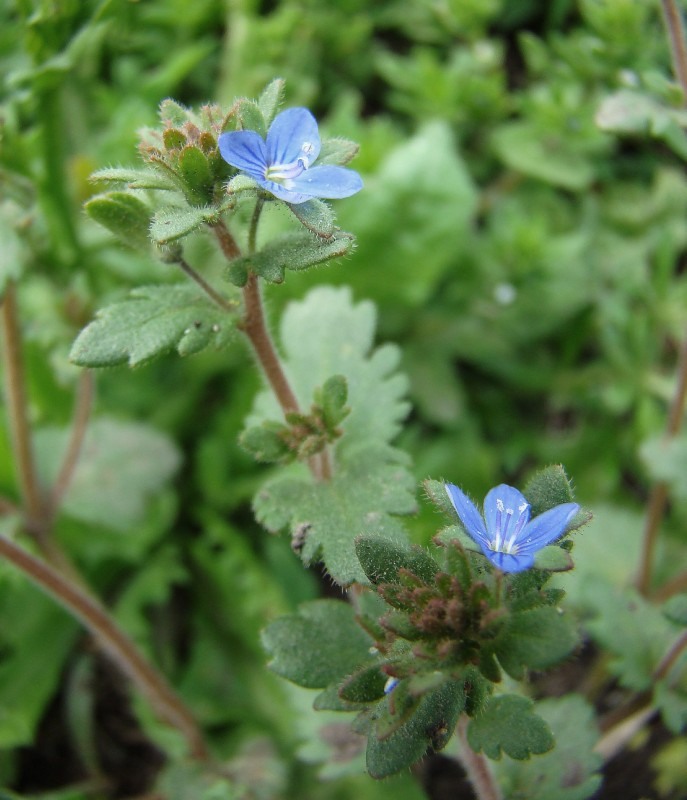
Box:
[491,122,594,191]
[366,681,464,778]
[318,374,349,429]
[423,478,458,520]
[150,205,218,245]
[249,286,410,457]
[0,203,26,291]
[85,191,152,250]
[262,599,374,688]
[339,664,388,704]
[89,167,178,191]
[257,77,285,126]
[236,98,267,138]
[355,537,438,585]
[468,694,554,760]
[497,696,601,800]
[239,422,292,463]
[533,546,574,572]
[663,594,687,627]
[493,606,578,679]
[254,447,415,585]
[523,465,576,517]
[288,199,336,238]
[34,418,181,531]
[70,283,236,368]
[228,231,354,284]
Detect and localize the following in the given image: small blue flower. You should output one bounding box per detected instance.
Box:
[384,676,399,695]
[218,107,363,205]
[445,482,579,573]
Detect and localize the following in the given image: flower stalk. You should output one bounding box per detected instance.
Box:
[455,716,504,800]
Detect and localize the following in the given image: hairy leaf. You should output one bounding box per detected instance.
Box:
[468,694,554,760]
[70,284,236,367]
[150,205,218,245]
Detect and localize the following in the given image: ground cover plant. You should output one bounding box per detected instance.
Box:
[2,0,687,798]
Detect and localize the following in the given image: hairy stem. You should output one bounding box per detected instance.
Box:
[0,534,209,760]
[636,0,687,595]
[176,257,237,313]
[1,282,46,535]
[455,716,503,800]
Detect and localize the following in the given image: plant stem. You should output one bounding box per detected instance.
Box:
[636,0,687,595]
[654,626,687,683]
[0,533,209,760]
[176,257,237,313]
[0,282,46,535]
[455,716,503,800]
[594,703,656,764]
[211,219,242,260]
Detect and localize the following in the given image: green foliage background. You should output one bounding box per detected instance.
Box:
[2,0,687,797]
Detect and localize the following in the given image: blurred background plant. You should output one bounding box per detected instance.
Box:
[2,0,687,798]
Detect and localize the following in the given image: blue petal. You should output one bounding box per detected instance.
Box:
[484,484,530,538]
[518,503,580,555]
[266,108,321,166]
[487,550,536,573]
[218,131,268,181]
[288,165,363,200]
[445,483,489,546]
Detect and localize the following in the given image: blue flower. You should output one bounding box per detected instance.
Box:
[445,482,579,573]
[218,107,363,205]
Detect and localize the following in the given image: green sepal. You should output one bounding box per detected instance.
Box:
[258,78,285,126]
[533,545,574,572]
[89,167,177,191]
[476,650,502,685]
[493,606,578,680]
[226,231,354,285]
[355,536,438,586]
[423,478,460,519]
[70,284,235,368]
[150,205,218,245]
[159,98,189,126]
[261,599,374,689]
[236,98,266,138]
[366,681,464,778]
[663,594,687,627]
[318,137,360,166]
[380,609,423,638]
[316,374,350,429]
[239,422,292,464]
[339,664,387,704]
[178,146,213,205]
[288,198,336,238]
[443,539,473,588]
[314,682,365,712]
[436,524,482,554]
[463,666,493,716]
[467,694,554,760]
[84,192,152,250]
[163,128,187,150]
[225,174,259,198]
[523,465,575,517]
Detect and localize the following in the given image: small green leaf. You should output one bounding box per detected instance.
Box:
[366,681,464,778]
[178,146,213,205]
[467,694,554,760]
[288,199,336,238]
[424,478,459,519]
[262,599,374,688]
[339,664,387,704]
[494,606,578,679]
[236,98,266,138]
[663,594,687,627]
[85,192,152,250]
[533,546,574,572]
[89,167,177,190]
[318,137,360,166]
[150,205,218,245]
[318,374,349,429]
[159,98,189,126]
[355,537,438,586]
[239,422,292,463]
[163,128,187,150]
[524,465,575,517]
[70,283,236,368]
[258,78,285,126]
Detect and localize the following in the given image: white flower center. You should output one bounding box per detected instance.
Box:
[265,142,315,185]
[489,499,529,554]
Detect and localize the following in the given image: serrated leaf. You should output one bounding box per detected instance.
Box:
[85,191,152,250]
[497,696,601,800]
[493,606,578,680]
[254,447,415,585]
[70,284,236,367]
[262,599,374,688]
[89,167,177,191]
[468,694,554,760]
[150,205,218,245]
[355,537,438,586]
[249,286,410,457]
[228,231,354,284]
[366,681,464,778]
[34,418,180,531]
[288,198,336,237]
[258,78,285,126]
